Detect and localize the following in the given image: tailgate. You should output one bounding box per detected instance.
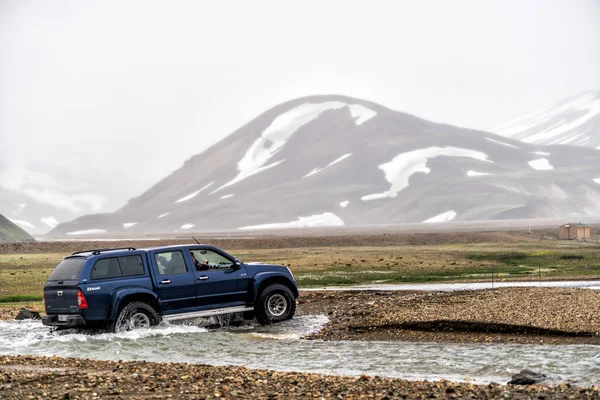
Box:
[44,281,80,314]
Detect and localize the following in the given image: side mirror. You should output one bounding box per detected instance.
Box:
[233,259,242,269]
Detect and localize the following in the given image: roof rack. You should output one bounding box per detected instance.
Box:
[72,247,137,256]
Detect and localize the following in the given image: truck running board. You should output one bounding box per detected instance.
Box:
[162,306,254,322]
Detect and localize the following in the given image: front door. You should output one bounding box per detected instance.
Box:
[151,250,196,314]
[187,248,248,308]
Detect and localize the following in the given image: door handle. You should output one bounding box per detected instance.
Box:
[197,276,209,281]
[160,279,171,284]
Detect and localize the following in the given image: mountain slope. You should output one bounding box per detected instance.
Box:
[491,90,600,149]
[50,95,600,236]
[0,186,82,234]
[0,214,36,243]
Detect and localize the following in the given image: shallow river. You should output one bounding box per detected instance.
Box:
[1,315,599,386]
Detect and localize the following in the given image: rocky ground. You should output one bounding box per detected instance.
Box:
[2,287,600,398]
[1,355,599,399]
[300,287,600,344]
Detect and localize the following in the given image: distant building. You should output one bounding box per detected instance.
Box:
[559,223,591,240]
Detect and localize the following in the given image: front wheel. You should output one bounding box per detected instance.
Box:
[111,301,160,333]
[255,284,296,325]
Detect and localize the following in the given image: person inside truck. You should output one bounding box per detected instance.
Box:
[156,255,168,274]
[190,251,209,271]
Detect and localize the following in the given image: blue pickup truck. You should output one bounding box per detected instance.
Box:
[42,244,298,332]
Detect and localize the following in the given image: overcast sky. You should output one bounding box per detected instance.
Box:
[1,0,599,213]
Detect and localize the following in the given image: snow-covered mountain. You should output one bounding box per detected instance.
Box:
[491,90,600,149]
[50,95,600,236]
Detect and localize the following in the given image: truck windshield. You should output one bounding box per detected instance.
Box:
[48,258,86,281]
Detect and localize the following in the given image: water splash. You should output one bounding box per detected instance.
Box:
[1,317,599,386]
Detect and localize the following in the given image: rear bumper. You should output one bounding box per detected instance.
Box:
[42,314,86,328]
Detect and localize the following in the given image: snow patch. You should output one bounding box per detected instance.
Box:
[485,137,519,149]
[528,158,554,170]
[304,153,353,178]
[340,201,350,208]
[179,224,195,230]
[8,218,35,229]
[467,170,491,177]
[158,213,169,218]
[66,229,107,236]
[362,147,492,201]
[422,211,457,223]
[216,102,375,192]
[531,151,551,156]
[123,222,137,229]
[40,216,58,228]
[175,182,214,203]
[239,212,344,230]
[219,194,234,200]
[492,93,600,144]
[361,193,389,201]
[348,104,377,125]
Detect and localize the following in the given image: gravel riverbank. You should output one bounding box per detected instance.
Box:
[1,355,599,399]
[301,287,600,344]
[2,287,600,398]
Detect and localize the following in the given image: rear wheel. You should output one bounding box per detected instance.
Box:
[255,284,296,325]
[111,301,160,333]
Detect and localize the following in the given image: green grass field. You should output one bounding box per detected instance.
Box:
[1,238,599,302]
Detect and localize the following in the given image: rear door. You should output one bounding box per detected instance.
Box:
[188,248,249,308]
[44,257,86,315]
[150,250,197,314]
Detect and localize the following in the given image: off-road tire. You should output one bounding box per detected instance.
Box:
[255,284,296,325]
[110,301,160,333]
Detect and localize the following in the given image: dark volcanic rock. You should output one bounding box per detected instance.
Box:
[508,369,548,385]
[14,308,41,321]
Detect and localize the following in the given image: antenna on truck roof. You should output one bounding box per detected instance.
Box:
[192,237,200,244]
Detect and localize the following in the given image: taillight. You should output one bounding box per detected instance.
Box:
[77,290,88,309]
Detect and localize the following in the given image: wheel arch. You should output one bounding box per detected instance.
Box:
[252,274,298,304]
[108,289,160,321]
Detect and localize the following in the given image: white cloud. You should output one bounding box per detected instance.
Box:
[13,203,27,216]
[158,212,169,218]
[22,188,104,213]
[8,218,35,229]
[123,222,137,229]
[0,165,59,191]
[340,200,350,208]
[179,223,195,230]
[219,194,234,199]
[40,216,58,228]
[66,229,107,236]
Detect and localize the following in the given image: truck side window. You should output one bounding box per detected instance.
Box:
[155,251,188,276]
[190,249,233,271]
[91,258,122,280]
[119,255,144,276]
